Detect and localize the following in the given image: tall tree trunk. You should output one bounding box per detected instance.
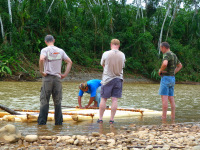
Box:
[47,0,55,14]
[136,0,140,20]
[8,0,12,43]
[63,0,67,8]
[8,0,12,23]
[106,1,113,34]
[192,0,198,22]
[140,0,145,33]
[0,15,4,41]
[165,0,179,41]
[194,0,198,15]
[158,2,171,54]
[87,0,97,55]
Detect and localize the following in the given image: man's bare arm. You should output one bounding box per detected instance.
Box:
[39,55,47,77]
[85,97,95,108]
[158,60,168,76]
[175,63,182,74]
[78,96,84,109]
[60,57,72,79]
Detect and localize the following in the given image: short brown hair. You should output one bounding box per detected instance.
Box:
[111,39,120,45]
[161,42,170,49]
[45,35,54,43]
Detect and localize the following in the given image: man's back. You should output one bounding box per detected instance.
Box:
[41,46,68,77]
[162,51,180,76]
[101,50,125,85]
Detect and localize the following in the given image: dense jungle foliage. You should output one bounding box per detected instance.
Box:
[0,0,200,81]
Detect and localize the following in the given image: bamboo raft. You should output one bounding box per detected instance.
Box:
[0,105,171,122]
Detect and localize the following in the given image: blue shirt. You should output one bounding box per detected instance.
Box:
[78,79,101,97]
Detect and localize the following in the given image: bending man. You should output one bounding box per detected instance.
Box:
[78,79,101,109]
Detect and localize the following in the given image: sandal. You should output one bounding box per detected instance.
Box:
[109,120,114,124]
[97,119,103,123]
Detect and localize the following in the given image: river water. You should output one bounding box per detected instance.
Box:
[0,81,200,136]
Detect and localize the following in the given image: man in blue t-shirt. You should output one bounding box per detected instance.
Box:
[78,79,101,109]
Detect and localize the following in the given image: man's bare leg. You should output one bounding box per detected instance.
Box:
[168,96,175,120]
[161,95,168,120]
[110,97,118,121]
[99,98,107,120]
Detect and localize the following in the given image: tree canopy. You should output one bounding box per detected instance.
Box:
[0,0,200,81]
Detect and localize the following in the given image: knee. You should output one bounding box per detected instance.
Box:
[171,104,176,109]
[162,104,168,110]
[168,96,174,101]
[111,97,118,102]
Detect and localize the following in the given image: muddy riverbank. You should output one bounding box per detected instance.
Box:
[0,123,200,150]
[2,71,156,83]
[3,71,200,85]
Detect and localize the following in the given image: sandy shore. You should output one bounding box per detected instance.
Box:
[1,123,200,150]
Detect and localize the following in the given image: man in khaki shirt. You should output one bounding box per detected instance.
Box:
[98,39,125,124]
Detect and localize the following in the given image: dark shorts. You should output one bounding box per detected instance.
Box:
[101,78,123,99]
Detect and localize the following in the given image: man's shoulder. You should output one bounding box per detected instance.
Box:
[119,50,125,55]
[53,46,64,52]
[41,46,48,51]
[101,50,110,59]
[40,47,49,55]
[105,50,124,54]
[103,50,110,55]
[115,50,125,58]
[164,51,172,57]
[41,46,63,52]
[163,51,178,61]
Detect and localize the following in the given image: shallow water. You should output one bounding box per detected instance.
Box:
[0,81,200,135]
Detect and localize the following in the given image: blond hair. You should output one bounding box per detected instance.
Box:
[79,82,88,90]
[111,39,120,46]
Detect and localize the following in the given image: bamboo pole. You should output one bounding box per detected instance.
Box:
[51,105,144,115]
[14,109,95,118]
[0,15,4,40]
[75,106,144,115]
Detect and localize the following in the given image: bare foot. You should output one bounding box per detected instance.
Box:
[89,105,98,108]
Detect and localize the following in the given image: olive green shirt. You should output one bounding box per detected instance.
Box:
[162,51,181,76]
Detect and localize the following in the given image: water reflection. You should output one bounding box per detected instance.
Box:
[0,81,200,135]
[98,123,118,135]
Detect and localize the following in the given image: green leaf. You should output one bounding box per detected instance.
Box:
[4,66,12,75]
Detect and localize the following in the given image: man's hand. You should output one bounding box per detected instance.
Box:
[85,105,89,109]
[60,74,66,79]
[61,58,72,79]
[158,69,162,76]
[40,72,47,77]
[158,70,167,76]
